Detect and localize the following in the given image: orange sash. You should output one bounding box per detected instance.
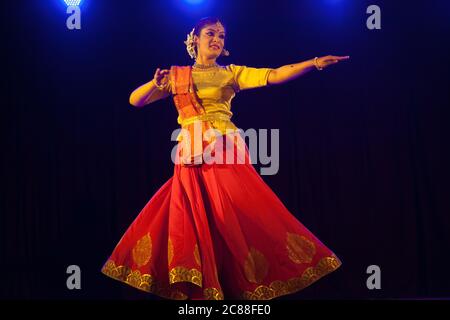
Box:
[170,66,218,166]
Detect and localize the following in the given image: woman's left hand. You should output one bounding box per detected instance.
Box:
[316,55,350,69]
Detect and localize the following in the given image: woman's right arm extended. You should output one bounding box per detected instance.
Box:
[129,68,170,107]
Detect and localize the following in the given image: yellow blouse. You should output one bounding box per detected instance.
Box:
[156,64,273,138]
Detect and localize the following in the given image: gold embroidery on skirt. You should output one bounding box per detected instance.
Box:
[101,260,187,300]
[194,244,201,266]
[169,266,202,287]
[244,247,269,284]
[132,233,152,267]
[242,254,342,300]
[286,232,316,264]
[102,256,340,301]
[204,287,224,300]
[168,238,174,265]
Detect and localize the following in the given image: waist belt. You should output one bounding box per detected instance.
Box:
[178,113,232,126]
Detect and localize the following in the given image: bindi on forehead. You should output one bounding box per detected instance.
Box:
[204,24,225,34]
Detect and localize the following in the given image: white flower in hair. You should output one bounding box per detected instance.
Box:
[184,28,196,59]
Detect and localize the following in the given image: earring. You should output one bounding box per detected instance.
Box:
[221,48,230,56]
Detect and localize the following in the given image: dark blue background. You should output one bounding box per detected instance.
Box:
[2,0,449,299]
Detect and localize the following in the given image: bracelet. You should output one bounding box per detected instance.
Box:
[153,79,165,90]
[314,57,323,71]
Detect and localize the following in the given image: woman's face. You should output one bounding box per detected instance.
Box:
[195,22,226,59]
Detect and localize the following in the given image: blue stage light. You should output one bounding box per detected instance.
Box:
[184,0,205,5]
[64,0,82,6]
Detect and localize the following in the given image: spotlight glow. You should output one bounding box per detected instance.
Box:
[184,0,205,5]
[64,0,81,6]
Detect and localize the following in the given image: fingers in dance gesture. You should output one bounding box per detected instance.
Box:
[314,55,350,70]
[153,68,170,89]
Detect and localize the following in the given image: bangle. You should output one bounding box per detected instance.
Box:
[153,79,165,90]
[314,57,323,71]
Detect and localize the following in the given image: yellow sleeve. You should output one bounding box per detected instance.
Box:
[227,64,274,92]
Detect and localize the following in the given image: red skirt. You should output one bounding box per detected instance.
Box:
[101,132,342,300]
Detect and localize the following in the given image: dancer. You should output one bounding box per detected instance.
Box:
[102,17,349,300]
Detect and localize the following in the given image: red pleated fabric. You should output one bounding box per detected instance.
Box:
[101,133,342,300]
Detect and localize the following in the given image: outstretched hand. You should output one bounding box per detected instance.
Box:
[316,55,350,69]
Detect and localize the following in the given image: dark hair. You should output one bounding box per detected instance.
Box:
[193,17,226,37]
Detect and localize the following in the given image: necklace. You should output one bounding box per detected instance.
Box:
[192,62,220,69]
